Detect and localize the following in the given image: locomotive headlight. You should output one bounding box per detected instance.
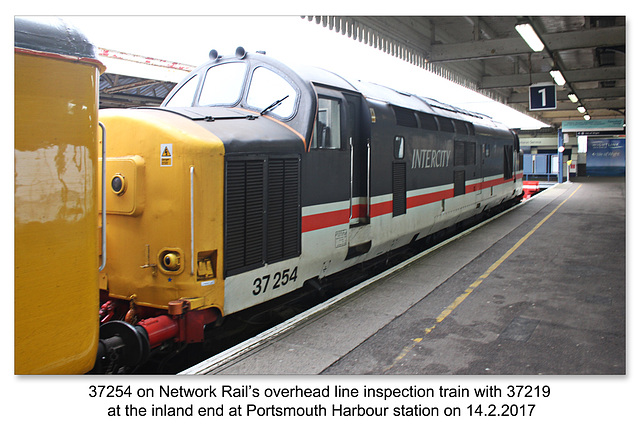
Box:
[160,251,181,271]
[159,249,182,273]
[111,173,127,196]
[157,248,185,274]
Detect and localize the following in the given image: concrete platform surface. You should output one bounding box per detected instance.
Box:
[193,177,625,375]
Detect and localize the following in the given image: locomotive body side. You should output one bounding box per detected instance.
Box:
[14,18,104,374]
[285,78,524,286]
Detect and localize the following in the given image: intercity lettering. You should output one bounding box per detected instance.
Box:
[411,149,451,169]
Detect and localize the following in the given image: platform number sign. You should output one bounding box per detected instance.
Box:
[529,83,557,111]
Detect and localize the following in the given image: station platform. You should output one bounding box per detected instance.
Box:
[183,177,625,375]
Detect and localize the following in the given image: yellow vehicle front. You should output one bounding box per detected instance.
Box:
[96,108,226,370]
[100,109,225,310]
[14,18,104,374]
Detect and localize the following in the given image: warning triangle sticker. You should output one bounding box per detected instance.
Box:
[162,147,171,157]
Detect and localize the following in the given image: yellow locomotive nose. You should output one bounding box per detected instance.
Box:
[99,107,225,319]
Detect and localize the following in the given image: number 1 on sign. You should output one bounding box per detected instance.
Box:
[538,88,547,107]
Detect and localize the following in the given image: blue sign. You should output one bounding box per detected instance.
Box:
[529,84,557,111]
[586,138,625,176]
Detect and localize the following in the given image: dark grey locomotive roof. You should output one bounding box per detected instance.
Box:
[162,49,513,143]
[14,17,97,59]
[289,62,358,93]
[291,60,510,132]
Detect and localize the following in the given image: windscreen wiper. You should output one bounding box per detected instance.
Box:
[139,106,258,121]
[260,95,289,115]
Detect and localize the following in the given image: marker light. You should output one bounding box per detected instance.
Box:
[111,174,126,196]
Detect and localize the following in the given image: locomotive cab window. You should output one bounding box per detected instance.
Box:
[483,143,491,158]
[247,66,298,118]
[394,136,405,159]
[165,75,200,108]
[311,97,342,149]
[198,62,247,106]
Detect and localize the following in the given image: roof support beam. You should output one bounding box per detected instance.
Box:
[429,26,625,63]
[429,37,532,62]
[481,66,625,89]
[543,99,626,111]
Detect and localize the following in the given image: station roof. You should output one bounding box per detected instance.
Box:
[97,48,191,108]
[306,16,625,129]
[99,16,625,130]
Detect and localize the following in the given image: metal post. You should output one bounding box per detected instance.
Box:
[557,129,564,183]
[99,122,107,272]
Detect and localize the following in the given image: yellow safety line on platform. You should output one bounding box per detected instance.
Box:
[384,184,583,373]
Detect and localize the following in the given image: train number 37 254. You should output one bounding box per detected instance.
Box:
[252,267,298,296]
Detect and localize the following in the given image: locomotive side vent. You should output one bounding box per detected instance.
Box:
[225,159,265,275]
[267,158,301,263]
[392,105,418,128]
[392,162,407,217]
[417,112,439,131]
[454,141,465,166]
[225,156,300,277]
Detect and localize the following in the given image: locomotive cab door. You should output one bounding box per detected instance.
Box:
[305,87,353,223]
[308,88,368,225]
[344,93,369,226]
[305,87,370,260]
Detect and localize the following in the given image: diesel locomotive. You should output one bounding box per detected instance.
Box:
[94,46,523,371]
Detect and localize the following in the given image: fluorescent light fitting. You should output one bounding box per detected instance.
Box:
[515,22,545,52]
[584,114,591,121]
[577,105,586,114]
[568,93,578,103]
[550,70,566,86]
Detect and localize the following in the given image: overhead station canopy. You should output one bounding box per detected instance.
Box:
[305,16,625,129]
[98,48,193,108]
